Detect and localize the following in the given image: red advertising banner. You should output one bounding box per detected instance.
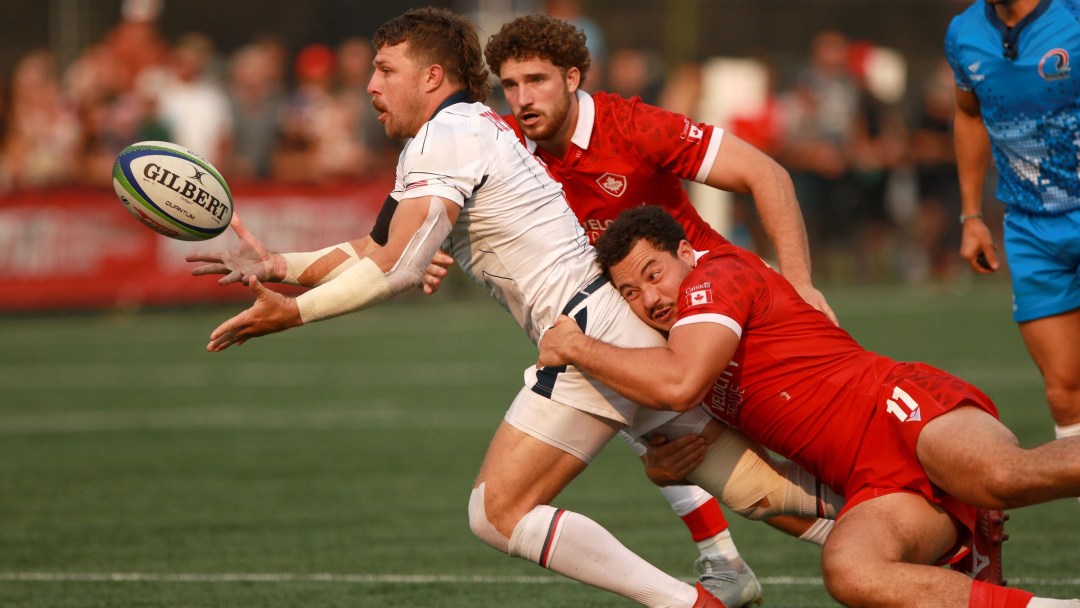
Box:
[0,181,391,311]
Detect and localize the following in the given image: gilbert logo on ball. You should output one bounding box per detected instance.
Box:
[112,141,233,241]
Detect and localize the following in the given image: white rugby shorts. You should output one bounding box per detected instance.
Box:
[509,278,709,462]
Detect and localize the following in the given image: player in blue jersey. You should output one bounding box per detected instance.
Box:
[946,0,1080,451]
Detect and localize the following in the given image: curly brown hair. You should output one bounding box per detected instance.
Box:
[595,206,686,277]
[484,14,590,79]
[373,7,491,103]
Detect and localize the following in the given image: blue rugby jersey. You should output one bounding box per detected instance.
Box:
[945,0,1080,215]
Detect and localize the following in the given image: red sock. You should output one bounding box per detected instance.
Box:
[968,580,1034,608]
[680,498,729,542]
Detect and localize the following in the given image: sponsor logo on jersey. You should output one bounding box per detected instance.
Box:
[405,180,429,190]
[596,173,627,197]
[707,361,743,421]
[1039,48,1071,82]
[687,288,713,307]
[679,118,704,144]
[967,61,985,82]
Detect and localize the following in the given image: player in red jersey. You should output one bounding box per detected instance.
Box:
[481,14,834,606]
[538,205,1080,608]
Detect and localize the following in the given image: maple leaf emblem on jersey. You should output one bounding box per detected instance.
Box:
[687,288,713,307]
[596,173,627,197]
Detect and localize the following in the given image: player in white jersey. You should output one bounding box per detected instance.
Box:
[187,9,839,607]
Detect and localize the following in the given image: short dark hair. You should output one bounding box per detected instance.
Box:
[595,206,686,276]
[373,7,491,103]
[484,14,590,79]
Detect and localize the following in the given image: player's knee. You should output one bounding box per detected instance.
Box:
[821,547,880,606]
[468,483,512,553]
[1045,382,1080,422]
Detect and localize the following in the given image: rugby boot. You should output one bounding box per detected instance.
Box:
[952,509,1008,586]
[694,554,764,607]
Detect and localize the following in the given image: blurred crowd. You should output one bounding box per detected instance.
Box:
[0,3,398,195]
[0,1,983,285]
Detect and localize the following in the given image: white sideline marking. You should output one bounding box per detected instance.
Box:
[2,572,1077,586]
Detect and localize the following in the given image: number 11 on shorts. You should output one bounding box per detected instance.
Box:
[885,385,922,422]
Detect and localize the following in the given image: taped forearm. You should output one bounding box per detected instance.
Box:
[293,198,453,324]
[295,257,392,323]
[280,243,362,286]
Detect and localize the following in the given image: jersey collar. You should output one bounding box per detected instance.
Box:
[430,90,472,120]
[984,0,1053,61]
[524,89,596,154]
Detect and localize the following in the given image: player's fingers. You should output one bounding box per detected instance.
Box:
[431,249,454,266]
[230,212,251,239]
[190,263,227,276]
[219,270,242,286]
[186,251,223,264]
[818,300,839,327]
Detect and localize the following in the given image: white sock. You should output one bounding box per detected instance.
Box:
[1054,423,1080,505]
[696,528,741,564]
[1026,598,1080,607]
[797,518,834,546]
[508,504,699,608]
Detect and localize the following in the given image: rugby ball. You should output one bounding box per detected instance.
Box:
[112,141,233,241]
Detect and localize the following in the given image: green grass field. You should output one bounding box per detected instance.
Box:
[1,279,1077,607]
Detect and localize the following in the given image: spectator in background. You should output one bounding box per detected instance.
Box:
[606,47,662,106]
[227,43,285,181]
[2,51,83,191]
[273,43,368,183]
[101,0,170,97]
[144,33,232,168]
[335,37,396,177]
[545,0,607,91]
[846,41,908,282]
[777,31,860,282]
[908,59,963,283]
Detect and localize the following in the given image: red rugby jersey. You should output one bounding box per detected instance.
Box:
[507,91,731,249]
[674,245,901,493]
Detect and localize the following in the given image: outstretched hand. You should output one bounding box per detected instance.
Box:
[537,314,584,368]
[207,277,302,352]
[642,433,708,486]
[187,213,283,286]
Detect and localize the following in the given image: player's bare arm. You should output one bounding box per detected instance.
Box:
[705,132,837,325]
[206,196,458,352]
[953,85,1000,274]
[539,314,737,411]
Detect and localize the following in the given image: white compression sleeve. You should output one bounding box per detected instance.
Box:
[294,198,453,323]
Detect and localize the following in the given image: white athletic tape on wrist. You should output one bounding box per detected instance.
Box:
[281,243,361,286]
[295,257,392,323]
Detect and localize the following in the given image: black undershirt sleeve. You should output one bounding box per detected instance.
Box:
[370,195,398,246]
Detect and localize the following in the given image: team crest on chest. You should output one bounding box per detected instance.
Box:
[596,173,627,197]
[1039,48,1071,82]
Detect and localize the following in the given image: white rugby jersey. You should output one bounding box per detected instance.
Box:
[390,96,600,343]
